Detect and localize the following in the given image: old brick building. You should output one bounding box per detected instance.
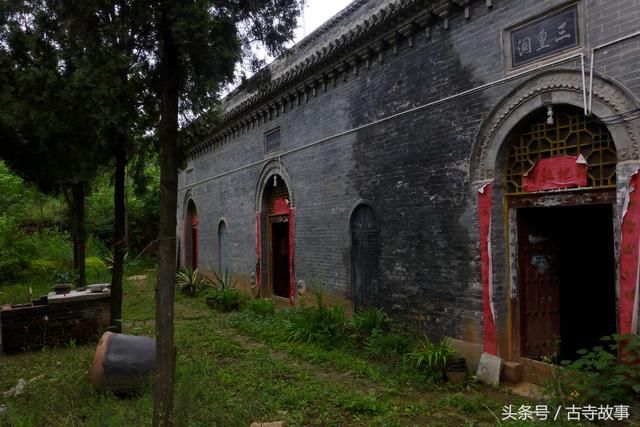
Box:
[178,0,640,367]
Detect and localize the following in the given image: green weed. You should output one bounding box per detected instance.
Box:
[557,334,640,405]
[247,298,276,316]
[286,294,346,348]
[351,307,389,335]
[407,336,454,380]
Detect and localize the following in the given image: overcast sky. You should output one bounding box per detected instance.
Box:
[294,0,353,42]
[223,0,353,94]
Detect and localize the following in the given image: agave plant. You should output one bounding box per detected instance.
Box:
[208,268,237,291]
[204,269,240,311]
[176,267,207,296]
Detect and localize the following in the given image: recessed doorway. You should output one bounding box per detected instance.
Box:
[517,203,616,361]
[270,221,290,298]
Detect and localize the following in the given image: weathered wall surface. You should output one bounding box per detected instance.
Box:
[1,295,111,354]
[178,0,640,344]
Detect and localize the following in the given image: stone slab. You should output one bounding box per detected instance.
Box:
[476,352,502,386]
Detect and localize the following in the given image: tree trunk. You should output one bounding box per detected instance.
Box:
[110,136,127,334]
[71,182,87,286]
[153,3,179,425]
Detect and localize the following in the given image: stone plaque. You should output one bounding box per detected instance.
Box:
[510,5,579,68]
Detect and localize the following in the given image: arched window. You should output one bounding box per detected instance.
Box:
[505,105,616,194]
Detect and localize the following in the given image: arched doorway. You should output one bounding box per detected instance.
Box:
[184,199,198,270]
[350,203,378,312]
[472,71,640,360]
[504,105,617,361]
[258,173,294,301]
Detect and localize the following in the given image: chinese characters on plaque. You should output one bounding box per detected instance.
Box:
[510,5,579,68]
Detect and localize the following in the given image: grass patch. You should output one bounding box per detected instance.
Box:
[1,271,606,426]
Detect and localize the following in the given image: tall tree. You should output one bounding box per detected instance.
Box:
[2,1,302,423]
[152,2,301,423]
[0,3,107,285]
[1,1,157,326]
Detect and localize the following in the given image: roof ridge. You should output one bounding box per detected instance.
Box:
[224,0,412,116]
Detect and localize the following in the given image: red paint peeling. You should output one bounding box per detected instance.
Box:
[619,170,640,335]
[192,215,199,270]
[522,155,588,192]
[289,208,295,305]
[274,197,290,215]
[181,219,187,266]
[255,212,261,292]
[478,182,497,355]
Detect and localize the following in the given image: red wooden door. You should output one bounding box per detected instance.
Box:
[518,209,561,359]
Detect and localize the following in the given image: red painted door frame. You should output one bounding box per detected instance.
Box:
[288,207,295,305]
[507,189,617,360]
[256,207,295,304]
[191,215,199,270]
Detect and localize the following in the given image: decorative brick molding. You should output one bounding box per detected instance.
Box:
[471,70,640,182]
[255,159,295,212]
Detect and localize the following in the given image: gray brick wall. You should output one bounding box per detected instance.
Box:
[178,0,640,344]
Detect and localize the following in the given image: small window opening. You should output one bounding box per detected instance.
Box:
[264,128,281,153]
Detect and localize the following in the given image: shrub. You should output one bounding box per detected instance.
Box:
[0,217,73,282]
[27,228,73,266]
[28,258,59,278]
[408,336,454,379]
[0,217,33,281]
[351,308,389,336]
[85,256,109,282]
[286,293,346,348]
[558,334,640,404]
[206,288,241,312]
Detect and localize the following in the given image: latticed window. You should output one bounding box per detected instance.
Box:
[505,107,617,194]
[264,128,281,153]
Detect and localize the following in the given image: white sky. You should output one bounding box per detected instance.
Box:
[223,0,353,95]
[294,0,354,42]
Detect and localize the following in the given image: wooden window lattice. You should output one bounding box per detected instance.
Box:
[505,109,617,194]
[264,128,281,153]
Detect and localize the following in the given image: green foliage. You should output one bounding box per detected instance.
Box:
[0,215,73,284]
[206,288,241,312]
[351,308,389,336]
[87,166,160,255]
[247,298,276,316]
[408,337,455,379]
[0,284,526,426]
[85,256,109,283]
[176,267,209,297]
[286,293,346,349]
[556,334,640,404]
[0,161,43,219]
[0,216,31,281]
[207,269,237,291]
[364,330,414,359]
[203,269,240,311]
